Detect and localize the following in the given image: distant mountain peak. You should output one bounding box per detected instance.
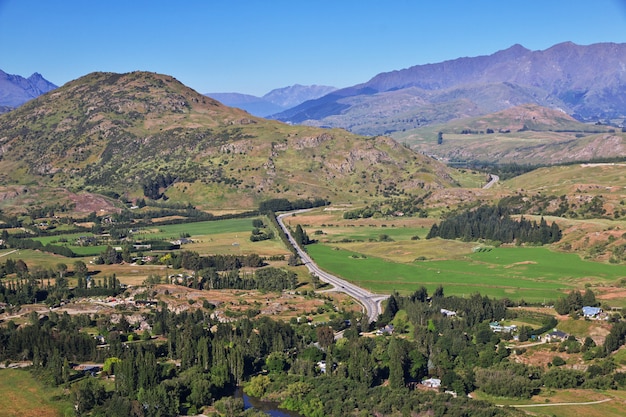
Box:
[263,84,336,108]
[207,84,336,117]
[0,69,57,109]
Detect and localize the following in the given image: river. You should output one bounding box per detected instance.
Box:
[235,388,303,417]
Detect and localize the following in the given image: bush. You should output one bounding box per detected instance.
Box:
[552,356,565,366]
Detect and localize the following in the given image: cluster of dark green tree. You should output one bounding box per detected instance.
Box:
[3,235,77,257]
[553,288,598,315]
[247,373,512,417]
[141,173,180,200]
[604,321,626,354]
[193,267,298,292]
[258,198,329,213]
[292,224,311,246]
[343,193,430,220]
[427,205,562,244]
[249,218,274,242]
[163,251,265,271]
[0,258,122,307]
[239,289,530,417]
[375,288,626,400]
[0,306,307,417]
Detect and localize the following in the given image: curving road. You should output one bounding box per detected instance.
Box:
[276,211,388,324]
[483,174,499,189]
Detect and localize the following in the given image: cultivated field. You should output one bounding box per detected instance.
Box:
[306,243,626,303]
[283,208,626,304]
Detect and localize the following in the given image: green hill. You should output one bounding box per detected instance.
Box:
[0,71,455,214]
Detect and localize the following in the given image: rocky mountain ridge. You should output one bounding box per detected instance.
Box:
[0,70,57,110]
[272,42,626,135]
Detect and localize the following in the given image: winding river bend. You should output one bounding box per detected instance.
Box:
[235,388,303,417]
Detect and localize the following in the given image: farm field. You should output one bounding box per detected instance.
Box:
[24,217,286,259]
[306,243,626,303]
[2,217,290,286]
[0,368,73,417]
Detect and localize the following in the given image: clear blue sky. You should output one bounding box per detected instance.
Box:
[1,0,626,96]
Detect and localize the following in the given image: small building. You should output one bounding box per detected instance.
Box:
[422,378,441,389]
[376,324,394,335]
[582,306,603,319]
[171,238,193,245]
[133,244,152,250]
[441,308,457,317]
[489,321,517,333]
[544,330,568,342]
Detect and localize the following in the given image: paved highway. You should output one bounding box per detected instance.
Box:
[483,174,499,189]
[276,211,388,324]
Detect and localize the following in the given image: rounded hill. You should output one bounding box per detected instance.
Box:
[0,71,456,212]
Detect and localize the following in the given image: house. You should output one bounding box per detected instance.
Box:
[133,244,151,250]
[135,300,158,307]
[376,324,394,335]
[582,306,603,319]
[544,330,568,342]
[422,378,441,389]
[489,321,517,333]
[74,364,102,376]
[171,238,193,245]
[440,308,457,317]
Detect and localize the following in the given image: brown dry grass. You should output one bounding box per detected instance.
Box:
[150,284,356,322]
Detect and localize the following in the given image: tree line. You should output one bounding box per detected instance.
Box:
[427,205,562,244]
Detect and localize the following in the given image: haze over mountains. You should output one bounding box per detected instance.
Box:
[271,42,626,136]
[0,70,57,112]
[206,84,336,117]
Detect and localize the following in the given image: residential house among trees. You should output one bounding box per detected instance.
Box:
[582,306,603,319]
[544,330,569,342]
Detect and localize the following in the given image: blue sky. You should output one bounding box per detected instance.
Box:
[1,0,626,96]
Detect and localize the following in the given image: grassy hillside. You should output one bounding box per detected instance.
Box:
[393,104,620,164]
[0,71,456,214]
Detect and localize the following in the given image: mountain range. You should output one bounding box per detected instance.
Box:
[0,70,57,112]
[0,71,453,214]
[206,84,336,117]
[271,42,626,136]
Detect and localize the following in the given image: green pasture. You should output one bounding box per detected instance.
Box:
[26,218,259,257]
[32,233,87,245]
[0,249,81,269]
[306,243,626,302]
[0,368,73,417]
[319,224,429,242]
[135,217,255,240]
[4,217,287,275]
